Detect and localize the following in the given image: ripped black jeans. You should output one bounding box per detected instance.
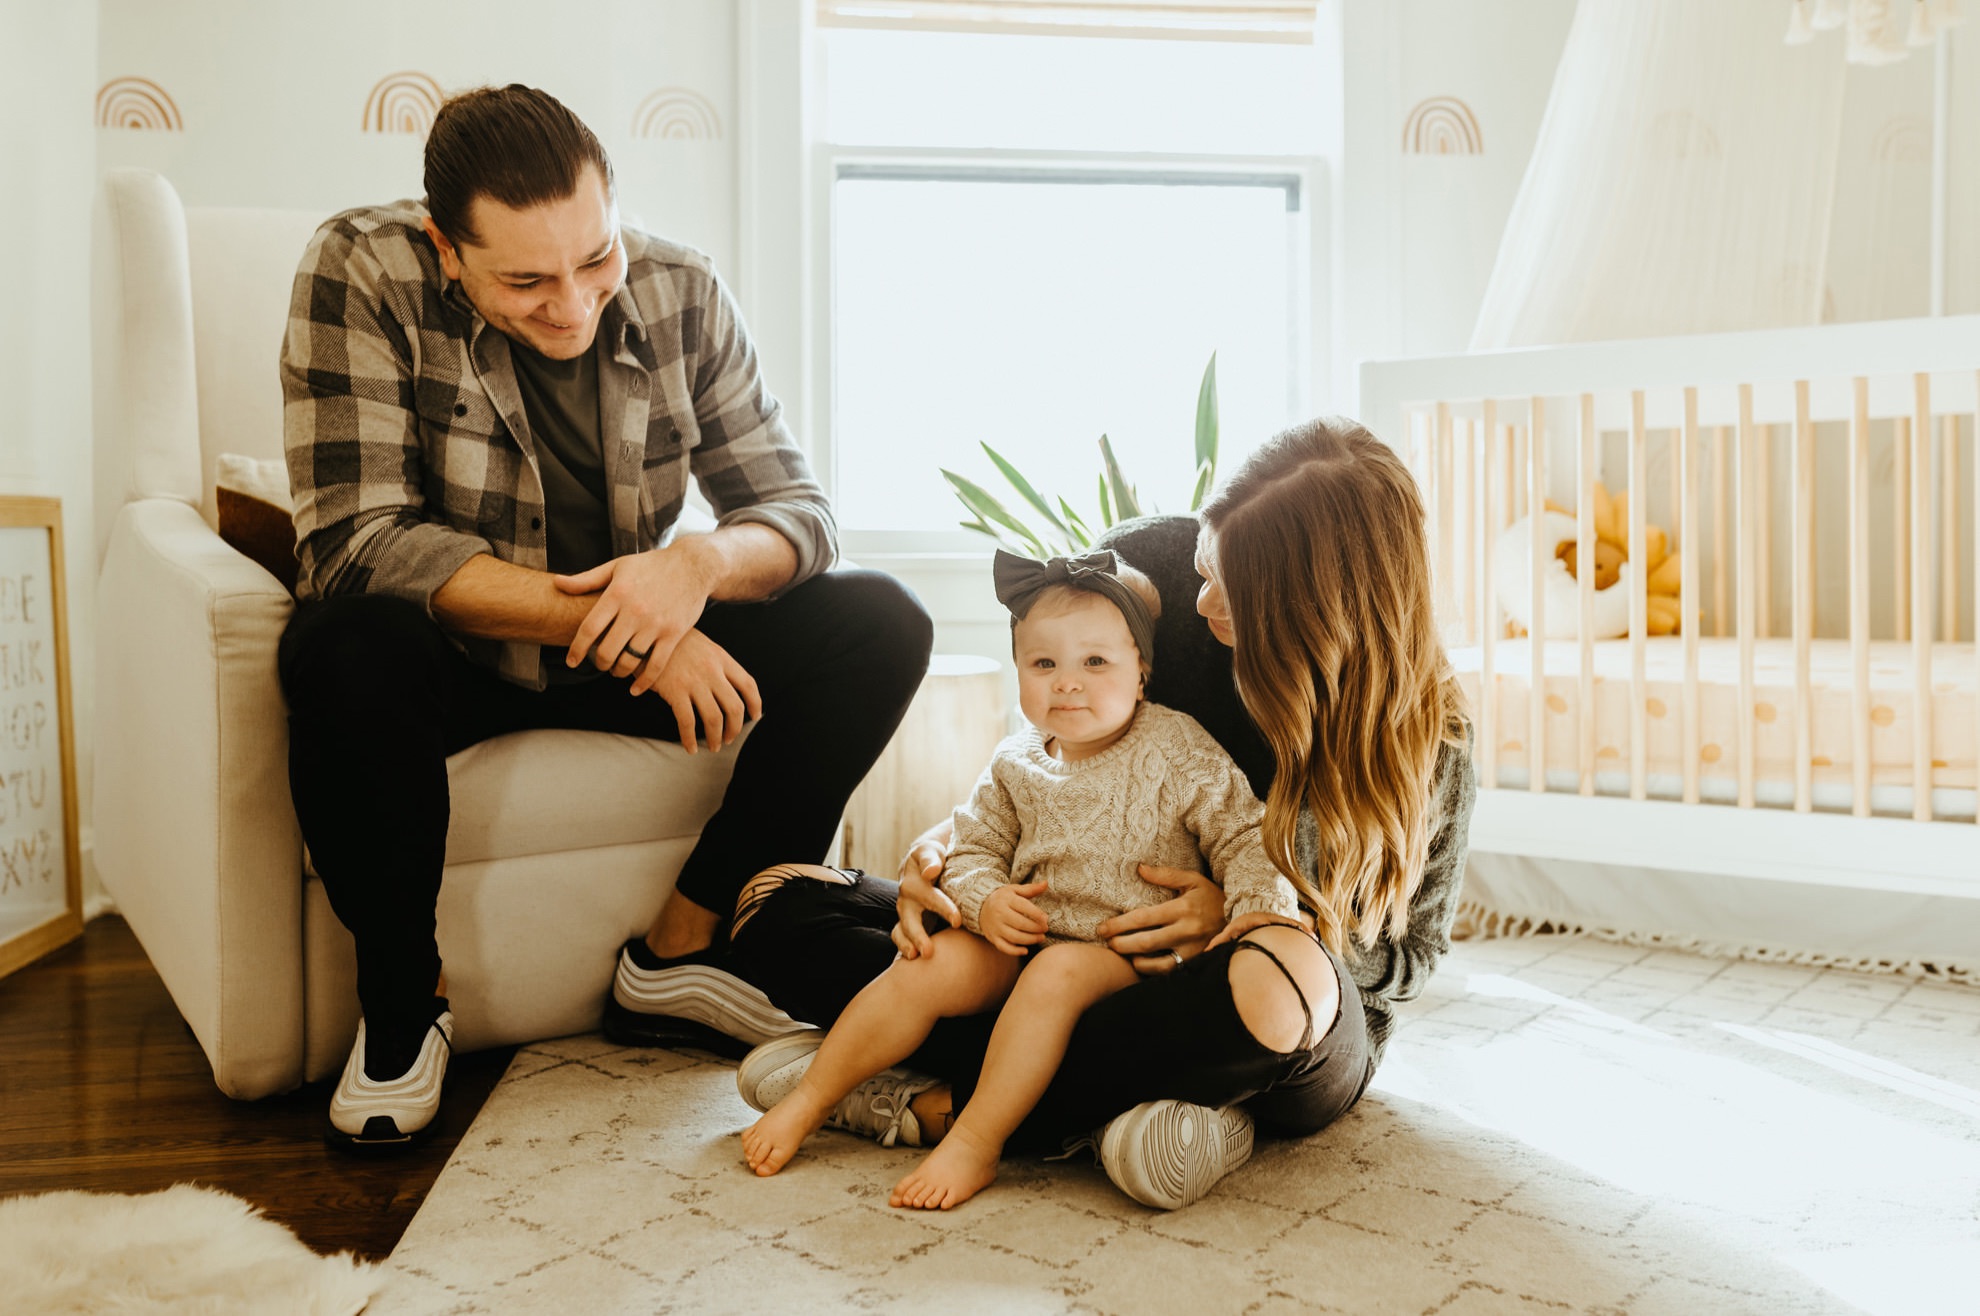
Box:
[727,869,1377,1153]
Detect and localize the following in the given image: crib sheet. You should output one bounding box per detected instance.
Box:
[1453,638,1979,818]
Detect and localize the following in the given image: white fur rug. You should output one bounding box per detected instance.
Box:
[0,1184,382,1316]
[380,936,1980,1314]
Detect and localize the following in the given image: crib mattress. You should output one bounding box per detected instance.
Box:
[1453,638,1979,819]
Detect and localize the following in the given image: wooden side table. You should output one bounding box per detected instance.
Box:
[841,654,1008,876]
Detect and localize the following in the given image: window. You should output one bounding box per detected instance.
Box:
[817,26,1328,547]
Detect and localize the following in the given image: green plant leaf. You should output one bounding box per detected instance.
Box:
[980,443,1070,538]
[1194,352,1220,488]
[1099,435,1142,521]
[1188,459,1215,513]
[942,469,1048,557]
[1058,498,1093,549]
[1096,471,1114,527]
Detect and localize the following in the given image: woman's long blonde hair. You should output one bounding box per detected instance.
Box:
[1201,418,1465,957]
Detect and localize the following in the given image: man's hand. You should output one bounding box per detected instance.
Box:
[1096,864,1225,974]
[891,819,958,960]
[978,881,1050,957]
[642,628,761,753]
[556,545,716,690]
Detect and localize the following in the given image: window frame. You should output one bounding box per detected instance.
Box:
[810,143,1329,560]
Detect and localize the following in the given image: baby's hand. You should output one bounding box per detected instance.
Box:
[979,881,1050,956]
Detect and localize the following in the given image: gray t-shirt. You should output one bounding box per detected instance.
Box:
[511,340,612,683]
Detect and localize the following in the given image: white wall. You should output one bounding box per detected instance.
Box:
[1336,0,1579,411]
[96,0,741,272]
[2,1,100,911]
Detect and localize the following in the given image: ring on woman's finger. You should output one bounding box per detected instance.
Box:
[1167,949,1185,970]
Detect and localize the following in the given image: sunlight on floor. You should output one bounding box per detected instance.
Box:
[1372,950,1980,1316]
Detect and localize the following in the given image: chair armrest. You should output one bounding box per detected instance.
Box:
[94,497,305,1098]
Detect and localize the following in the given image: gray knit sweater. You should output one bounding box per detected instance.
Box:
[1101,516,1479,1067]
[944,702,1301,945]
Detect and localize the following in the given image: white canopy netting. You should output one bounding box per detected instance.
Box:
[1472,0,1970,348]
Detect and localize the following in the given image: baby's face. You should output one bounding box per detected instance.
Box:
[1013,592,1144,762]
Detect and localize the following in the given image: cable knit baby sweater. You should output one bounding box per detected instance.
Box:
[943,702,1299,944]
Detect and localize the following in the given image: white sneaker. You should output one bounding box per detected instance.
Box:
[1099,1099,1255,1209]
[606,940,805,1057]
[328,1011,454,1148]
[737,1033,937,1149]
[737,1031,828,1111]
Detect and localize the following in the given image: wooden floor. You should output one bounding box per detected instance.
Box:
[0,915,514,1259]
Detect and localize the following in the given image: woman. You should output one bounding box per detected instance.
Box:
[723,417,1477,1209]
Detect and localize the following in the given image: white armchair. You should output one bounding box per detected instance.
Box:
[91,168,745,1099]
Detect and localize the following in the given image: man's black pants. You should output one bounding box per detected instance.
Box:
[276,570,933,1036]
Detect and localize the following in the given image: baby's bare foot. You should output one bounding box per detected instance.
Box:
[741,1094,828,1176]
[889,1125,1000,1209]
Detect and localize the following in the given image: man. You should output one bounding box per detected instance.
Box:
[279,84,931,1146]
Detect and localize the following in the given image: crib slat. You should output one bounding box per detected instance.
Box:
[1793,381,1815,814]
[1736,385,1758,810]
[1941,414,1957,645]
[1713,425,1729,638]
[1850,378,1873,818]
[1912,375,1933,821]
[1480,404,1499,790]
[1578,394,1596,797]
[1757,422,1773,640]
[1972,376,1979,826]
[1436,402,1455,634]
[1682,388,1702,806]
[1630,391,1649,802]
[1895,416,1912,644]
[1458,413,1476,643]
[1529,398,1548,795]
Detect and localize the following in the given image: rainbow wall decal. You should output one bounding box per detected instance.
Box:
[632,88,722,140]
[363,71,444,135]
[96,77,182,131]
[1872,115,1929,164]
[1401,97,1481,155]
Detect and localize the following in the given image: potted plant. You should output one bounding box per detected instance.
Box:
[942,354,1221,557]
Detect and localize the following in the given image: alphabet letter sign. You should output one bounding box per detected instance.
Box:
[0,498,81,978]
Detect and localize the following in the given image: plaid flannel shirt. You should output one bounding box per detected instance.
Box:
[280,199,836,689]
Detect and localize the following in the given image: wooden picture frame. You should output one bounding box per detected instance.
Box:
[0,497,83,978]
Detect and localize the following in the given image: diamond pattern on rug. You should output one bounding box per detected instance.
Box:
[375,937,1980,1315]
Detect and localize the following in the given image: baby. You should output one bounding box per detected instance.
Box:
[740,548,1297,1208]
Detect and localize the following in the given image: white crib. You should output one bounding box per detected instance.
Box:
[1361,316,1980,973]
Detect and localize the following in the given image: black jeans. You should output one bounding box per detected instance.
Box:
[277,570,933,1034]
[729,870,1376,1153]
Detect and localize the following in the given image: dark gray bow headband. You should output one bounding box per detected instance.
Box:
[991,549,1157,665]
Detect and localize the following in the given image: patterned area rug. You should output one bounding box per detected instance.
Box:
[376,936,1980,1315]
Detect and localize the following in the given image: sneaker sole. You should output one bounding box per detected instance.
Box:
[1100,1101,1254,1210]
[612,962,801,1050]
[602,998,762,1059]
[325,1113,433,1153]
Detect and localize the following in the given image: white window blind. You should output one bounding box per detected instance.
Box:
[816,1,1318,44]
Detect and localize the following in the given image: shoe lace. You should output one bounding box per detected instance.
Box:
[829,1073,932,1148]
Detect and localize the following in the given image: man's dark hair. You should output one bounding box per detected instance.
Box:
[424,85,614,245]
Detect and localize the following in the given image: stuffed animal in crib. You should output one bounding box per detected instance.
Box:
[1494,483,1684,638]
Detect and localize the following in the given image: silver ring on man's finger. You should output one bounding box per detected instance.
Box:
[1167,949,1185,970]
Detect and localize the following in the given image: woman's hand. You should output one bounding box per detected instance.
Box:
[891,818,958,959]
[978,881,1050,957]
[1096,864,1226,975]
[1205,910,1308,952]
